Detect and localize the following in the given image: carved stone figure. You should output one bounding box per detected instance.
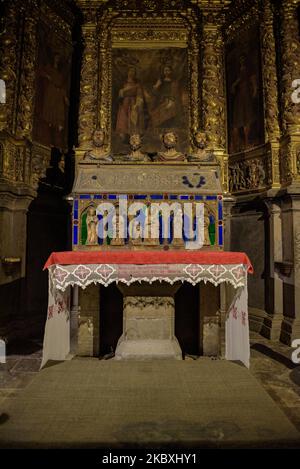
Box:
[189,130,215,162]
[86,207,99,245]
[83,129,112,162]
[144,204,160,246]
[128,134,149,162]
[157,131,185,162]
[110,206,125,246]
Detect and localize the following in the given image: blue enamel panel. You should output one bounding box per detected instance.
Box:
[79,194,91,199]
[150,195,164,200]
[218,201,223,220]
[205,195,217,200]
[73,226,78,245]
[218,225,223,245]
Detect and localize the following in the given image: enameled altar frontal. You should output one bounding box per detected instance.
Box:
[71,161,224,250]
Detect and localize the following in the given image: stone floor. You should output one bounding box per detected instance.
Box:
[0,332,299,448]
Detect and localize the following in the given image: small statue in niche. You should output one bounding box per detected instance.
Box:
[157,131,185,162]
[189,130,215,162]
[128,134,149,162]
[144,203,160,246]
[83,129,113,163]
[86,207,99,245]
[110,205,125,246]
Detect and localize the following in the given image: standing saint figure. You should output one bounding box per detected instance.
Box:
[230,55,258,152]
[116,66,146,140]
[150,64,182,128]
[86,207,99,245]
[39,52,69,148]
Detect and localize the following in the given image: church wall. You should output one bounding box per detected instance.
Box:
[1,0,300,349]
[225,0,300,344]
[0,0,75,342]
[230,204,266,331]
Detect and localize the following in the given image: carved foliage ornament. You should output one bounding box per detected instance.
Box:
[79,25,99,146]
[202,22,226,150]
[279,2,300,129]
[0,1,19,132]
[260,0,280,142]
[16,8,39,139]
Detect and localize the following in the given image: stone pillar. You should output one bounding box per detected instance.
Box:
[261,201,284,340]
[78,13,98,149]
[260,0,281,188]
[202,12,228,192]
[279,191,300,345]
[200,283,220,356]
[292,195,300,341]
[78,284,100,356]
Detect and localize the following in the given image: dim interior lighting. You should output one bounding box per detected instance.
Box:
[0,79,6,104]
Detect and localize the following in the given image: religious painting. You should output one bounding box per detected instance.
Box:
[33,22,72,150]
[225,24,264,154]
[111,48,189,155]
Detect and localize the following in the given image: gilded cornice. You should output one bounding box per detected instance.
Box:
[223,0,262,41]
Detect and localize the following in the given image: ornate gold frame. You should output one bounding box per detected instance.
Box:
[96,9,201,154]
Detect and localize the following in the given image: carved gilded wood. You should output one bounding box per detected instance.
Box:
[77,4,202,155]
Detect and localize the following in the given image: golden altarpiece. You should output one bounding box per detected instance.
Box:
[1,0,300,355]
[71,1,226,359]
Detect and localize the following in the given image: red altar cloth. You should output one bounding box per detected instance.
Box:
[44,250,253,273]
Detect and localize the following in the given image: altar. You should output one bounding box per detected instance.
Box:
[41,250,253,369]
[38,6,255,371]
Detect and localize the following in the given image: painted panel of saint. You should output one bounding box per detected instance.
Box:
[111,48,189,154]
[33,23,72,150]
[225,25,264,154]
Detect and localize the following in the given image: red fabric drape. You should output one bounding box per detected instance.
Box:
[44,250,253,273]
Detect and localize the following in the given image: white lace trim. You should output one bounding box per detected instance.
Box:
[49,263,247,292]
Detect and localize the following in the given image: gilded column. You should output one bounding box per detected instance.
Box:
[202,12,228,192]
[78,12,98,149]
[16,2,39,140]
[278,0,300,185]
[260,0,281,188]
[0,1,20,133]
